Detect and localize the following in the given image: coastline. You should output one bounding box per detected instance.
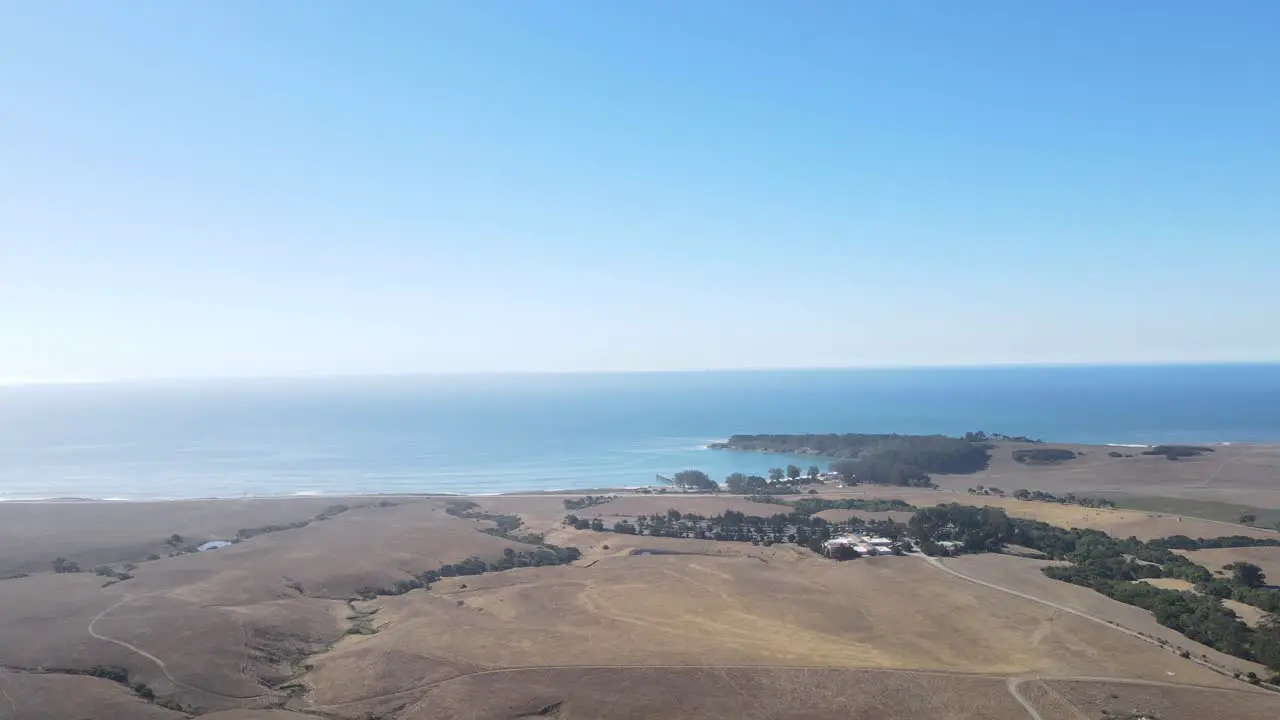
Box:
[2,439,1275,505]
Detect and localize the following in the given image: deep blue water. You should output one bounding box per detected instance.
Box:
[1,365,1279,500]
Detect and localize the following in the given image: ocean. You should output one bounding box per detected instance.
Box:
[1,365,1278,501]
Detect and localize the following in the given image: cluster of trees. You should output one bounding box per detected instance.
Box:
[902,502,1280,673]
[1044,554,1280,671]
[52,556,81,573]
[563,495,616,510]
[1010,489,1116,508]
[788,497,916,515]
[962,431,1042,443]
[444,500,534,541]
[966,485,1006,496]
[94,564,134,582]
[724,467,819,495]
[668,469,719,491]
[569,506,909,556]
[1012,448,1077,464]
[355,544,584,600]
[1141,445,1215,461]
[713,434,991,487]
[236,503,355,541]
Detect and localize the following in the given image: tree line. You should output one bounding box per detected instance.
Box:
[710,433,992,487]
[1010,488,1116,508]
[565,507,909,556]
[563,495,617,511]
[904,502,1280,676]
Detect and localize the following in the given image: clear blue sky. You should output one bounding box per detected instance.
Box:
[2,1,1277,381]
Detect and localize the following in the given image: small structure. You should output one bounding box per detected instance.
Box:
[197,540,232,552]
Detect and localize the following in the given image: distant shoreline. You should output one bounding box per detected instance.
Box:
[2,439,1275,504]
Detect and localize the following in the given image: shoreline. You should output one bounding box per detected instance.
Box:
[0,486,656,505]
[4,439,1276,506]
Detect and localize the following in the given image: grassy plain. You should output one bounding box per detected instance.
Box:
[947,442,1280,509]
[0,669,186,720]
[4,448,1280,719]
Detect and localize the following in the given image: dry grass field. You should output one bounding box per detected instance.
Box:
[298,551,1244,717]
[4,482,1280,719]
[943,442,1280,508]
[396,667,1033,720]
[1179,546,1280,583]
[942,554,1270,678]
[0,499,553,715]
[1046,679,1280,720]
[568,494,791,520]
[0,496,376,576]
[810,485,1280,540]
[0,669,186,720]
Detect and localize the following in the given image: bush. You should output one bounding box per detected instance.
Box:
[87,666,129,684]
[1012,448,1077,464]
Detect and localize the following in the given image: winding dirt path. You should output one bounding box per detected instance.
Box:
[87,596,268,702]
[87,597,179,686]
[1005,676,1044,720]
[0,671,17,719]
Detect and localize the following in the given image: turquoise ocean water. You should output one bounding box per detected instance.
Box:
[1,365,1278,500]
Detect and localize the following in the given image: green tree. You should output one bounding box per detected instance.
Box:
[786,464,801,481]
[724,472,748,493]
[1240,512,1258,526]
[1226,562,1267,588]
[829,459,859,482]
[806,465,820,479]
[165,534,183,547]
[671,469,718,491]
[52,557,80,573]
[768,468,785,482]
[829,545,860,561]
[1254,615,1280,672]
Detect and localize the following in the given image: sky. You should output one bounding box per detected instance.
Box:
[2,1,1278,381]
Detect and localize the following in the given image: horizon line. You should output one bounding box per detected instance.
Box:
[3,360,1279,387]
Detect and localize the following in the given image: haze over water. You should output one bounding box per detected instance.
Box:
[1,365,1278,501]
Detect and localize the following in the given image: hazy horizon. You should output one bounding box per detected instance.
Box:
[4,361,1280,388]
[4,2,1277,381]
